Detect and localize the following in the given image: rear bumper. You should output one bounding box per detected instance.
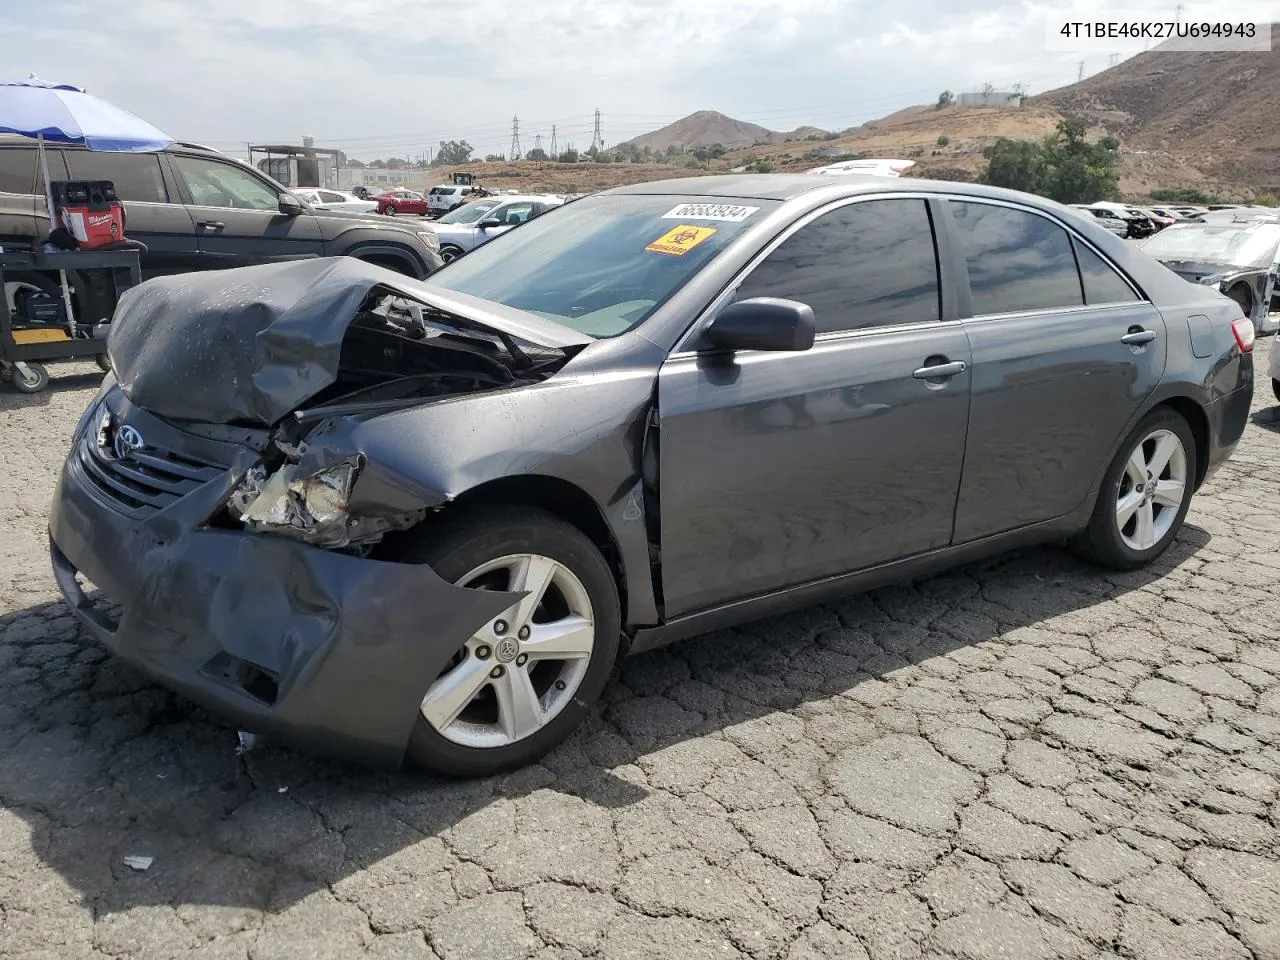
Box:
[1202,374,1253,484]
[48,398,516,766]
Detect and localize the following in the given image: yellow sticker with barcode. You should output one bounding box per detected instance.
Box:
[645,224,717,256]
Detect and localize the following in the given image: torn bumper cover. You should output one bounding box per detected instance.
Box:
[48,402,519,766]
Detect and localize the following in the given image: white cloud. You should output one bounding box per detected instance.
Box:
[8,0,1248,158]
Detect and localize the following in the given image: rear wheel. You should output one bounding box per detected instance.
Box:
[403,506,621,777]
[384,205,397,216]
[1074,408,1196,570]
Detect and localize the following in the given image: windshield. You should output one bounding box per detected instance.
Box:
[1141,222,1280,268]
[436,198,501,224]
[426,194,779,337]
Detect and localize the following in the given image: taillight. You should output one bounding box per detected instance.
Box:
[1231,316,1255,353]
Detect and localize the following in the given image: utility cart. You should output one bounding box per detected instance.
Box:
[1,246,141,393]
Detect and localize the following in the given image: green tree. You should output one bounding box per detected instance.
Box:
[980,116,1118,204]
[484,153,504,162]
[526,147,547,161]
[433,140,473,166]
[753,160,775,173]
[936,135,951,147]
[936,90,954,109]
[558,147,579,163]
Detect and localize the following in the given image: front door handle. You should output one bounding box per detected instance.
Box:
[1121,328,1157,346]
[912,360,967,380]
[197,220,225,232]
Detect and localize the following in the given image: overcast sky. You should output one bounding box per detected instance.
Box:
[10,0,1278,160]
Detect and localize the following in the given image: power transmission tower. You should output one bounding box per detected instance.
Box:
[533,134,543,164]
[1077,60,1084,81]
[510,116,522,161]
[550,125,558,158]
[590,108,602,152]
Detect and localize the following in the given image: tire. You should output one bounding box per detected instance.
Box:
[1272,378,1280,404]
[439,245,464,264]
[384,206,397,216]
[95,353,112,373]
[1074,407,1197,570]
[401,505,621,777]
[10,361,49,394]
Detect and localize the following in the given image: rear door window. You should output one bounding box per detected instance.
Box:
[0,147,35,194]
[1073,241,1140,304]
[950,201,1083,315]
[64,150,169,203]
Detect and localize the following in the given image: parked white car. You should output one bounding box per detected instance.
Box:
[1070,204,1130,238]
[292,188,378,214]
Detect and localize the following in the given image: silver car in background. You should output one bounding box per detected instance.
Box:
[432,194,565,262]
[1070,204,1129,238]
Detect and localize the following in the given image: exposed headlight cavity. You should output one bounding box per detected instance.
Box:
[229,458,361,548]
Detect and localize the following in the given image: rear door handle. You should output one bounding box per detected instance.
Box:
[1121,329,1157,345]
[912,360,967,379]
[197,220,225,232]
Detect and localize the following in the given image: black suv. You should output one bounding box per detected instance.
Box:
[0,137,442,305]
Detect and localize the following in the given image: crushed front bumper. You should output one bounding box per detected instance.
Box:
[48,394,517,766]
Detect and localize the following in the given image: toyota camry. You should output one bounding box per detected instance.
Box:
[49,175,1254,775]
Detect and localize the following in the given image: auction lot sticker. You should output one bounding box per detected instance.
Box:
[646,225,717,256]
[661,202,759,222]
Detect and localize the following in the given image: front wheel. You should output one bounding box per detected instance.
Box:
[384,206,397,216]
[403,506,621,777]
[439,245,464,264]
[1074,408,1197,570]
[10,361,49,394]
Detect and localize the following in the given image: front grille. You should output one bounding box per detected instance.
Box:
[76,428,225,518]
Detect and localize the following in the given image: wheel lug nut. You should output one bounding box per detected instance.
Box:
[516,654,528,667]
[494,620,508,635]
[518,625,530,640]
[475,645,491,660]
[554,680,566,691]
[490,665,505,679]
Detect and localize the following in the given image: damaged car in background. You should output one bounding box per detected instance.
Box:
[50,177,1253,775]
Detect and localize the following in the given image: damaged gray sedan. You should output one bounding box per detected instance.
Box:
[49,175,1254,775]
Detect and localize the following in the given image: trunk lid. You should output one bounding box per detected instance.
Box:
[107,257,590,426]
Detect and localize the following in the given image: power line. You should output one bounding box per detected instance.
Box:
[509,115,522,162]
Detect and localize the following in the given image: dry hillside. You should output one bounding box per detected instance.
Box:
[1033,35,1280,190]
[422,39,1280,202]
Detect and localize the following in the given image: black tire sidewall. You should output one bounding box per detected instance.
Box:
[405,509,621,777]
[11,362,49,393]
[1087,408,1197,569]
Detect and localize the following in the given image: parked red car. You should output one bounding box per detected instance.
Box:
[376,189,429,216]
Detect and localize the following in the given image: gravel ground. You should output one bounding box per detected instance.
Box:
[1,347,1278,960]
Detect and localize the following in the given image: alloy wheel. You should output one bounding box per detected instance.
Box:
[1115,427,1188,551]
[420,553,595,748]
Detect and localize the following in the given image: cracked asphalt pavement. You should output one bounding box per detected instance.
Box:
[2,347,1279,960]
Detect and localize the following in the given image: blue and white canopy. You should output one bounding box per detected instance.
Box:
[0,75,172,152]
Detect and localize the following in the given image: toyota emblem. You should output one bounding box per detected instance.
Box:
[114,424,144,459]
[494,637,520,663]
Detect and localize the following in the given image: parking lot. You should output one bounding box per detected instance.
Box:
[1,343,1278,960]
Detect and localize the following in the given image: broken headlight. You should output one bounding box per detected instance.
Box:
[227,459,361,548]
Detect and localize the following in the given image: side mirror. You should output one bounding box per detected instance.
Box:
[478,217,503,229]
[705,297,816,353]
[278,193,304,217]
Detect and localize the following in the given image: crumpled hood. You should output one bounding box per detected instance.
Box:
[107,257,589,426]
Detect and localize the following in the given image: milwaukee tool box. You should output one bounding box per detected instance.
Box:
[52,180,126,249]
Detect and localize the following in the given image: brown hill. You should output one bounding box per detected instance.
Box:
[1032,36,1280,188]
[618,110,777,151]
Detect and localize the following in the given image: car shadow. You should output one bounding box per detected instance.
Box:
[1249,404,1280,433]
[0,525,1212,919]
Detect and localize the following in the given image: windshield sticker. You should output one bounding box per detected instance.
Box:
[661,202,759,222]
[646,225,718,256]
